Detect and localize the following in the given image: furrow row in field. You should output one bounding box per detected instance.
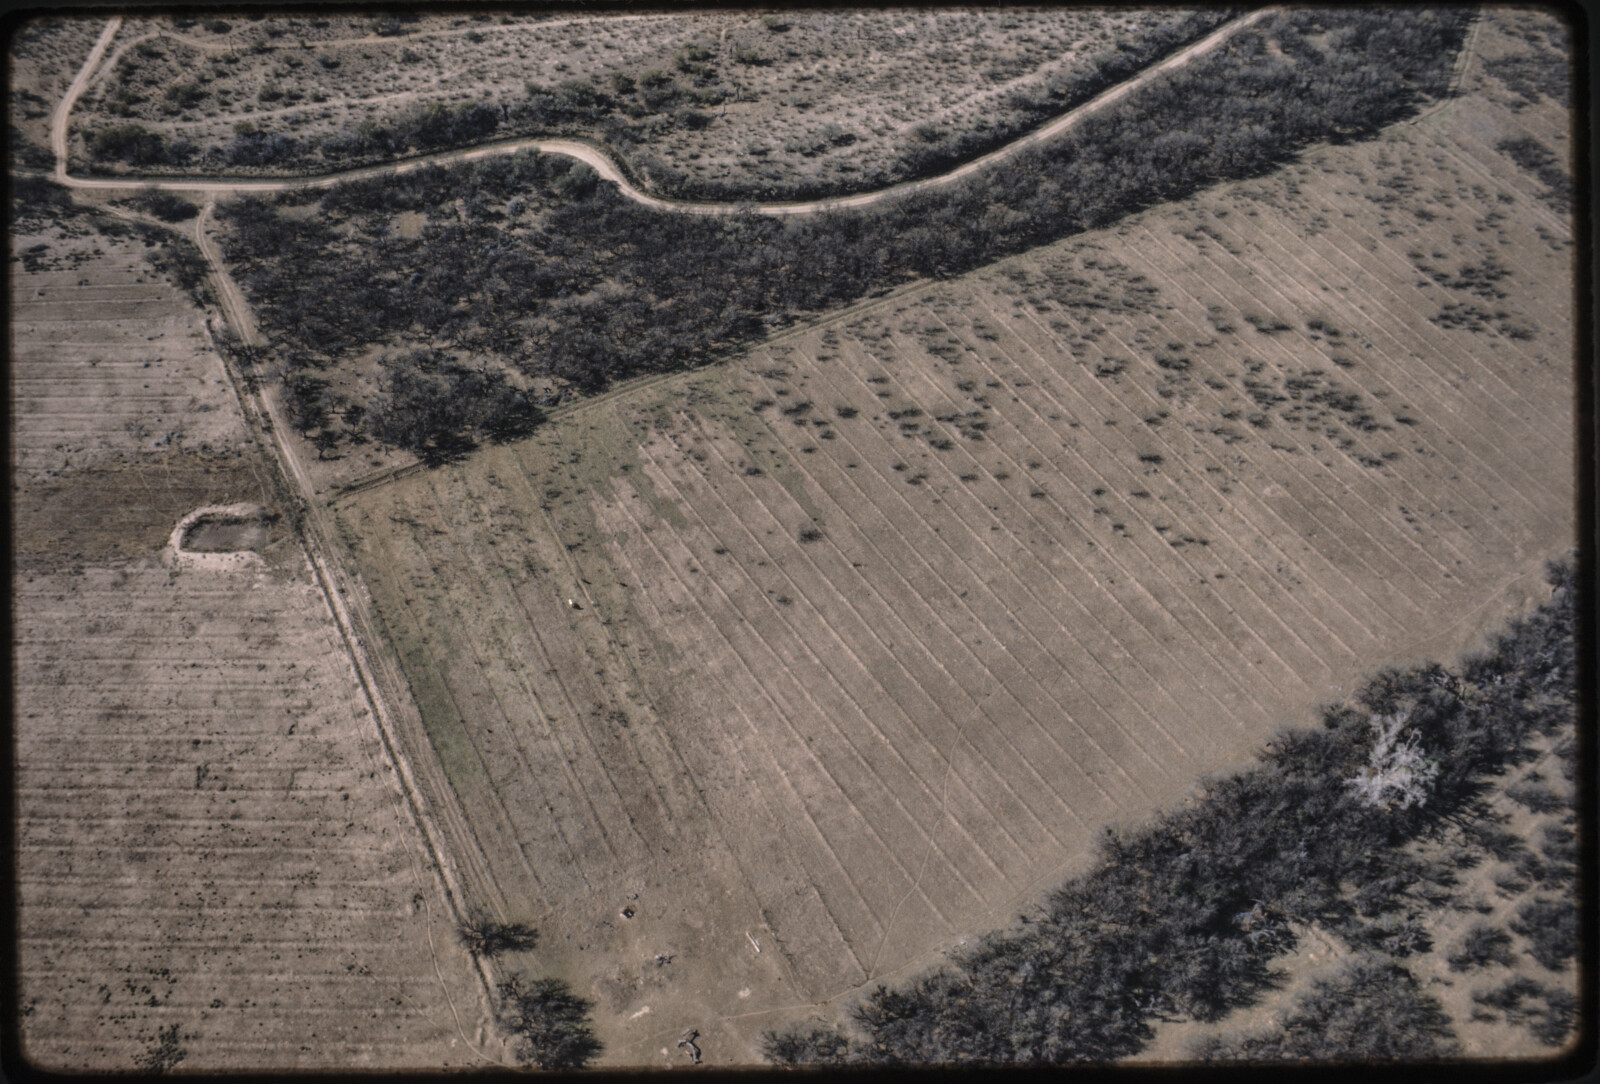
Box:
[726,353,1211,795]
[825,322,1260,748]
[794,326,1283,734]
[412,482,632,893]
[689,375,1162,813]
[961,280,1412,633]
[1004,244,1464,626]
[428,465,671,870]
[643,415,1031,896]
[1212,176,1568,463]
[572,453,885,987]
[902,301,1350,692]
[584,426,960,946]
[1134,195,1567,533]
[992,283,1437,648]
[348,505,560,912]
[662,406,1074,864]
[1107,214,1504,569]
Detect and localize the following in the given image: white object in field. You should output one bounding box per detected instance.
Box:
[746,930,761,953]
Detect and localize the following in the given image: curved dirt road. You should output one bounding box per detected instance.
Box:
[53,9,1274,216]
[51,15,121,183]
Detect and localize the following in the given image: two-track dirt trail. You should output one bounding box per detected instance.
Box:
[50,9,1274,214]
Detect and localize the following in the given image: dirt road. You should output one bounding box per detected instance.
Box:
[52,9,1274,216]
[51,15,120,183]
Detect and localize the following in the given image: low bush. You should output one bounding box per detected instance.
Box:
[1447,923,1515,972]
[1474,975,1576,1046]
[133,189,198,222]
[1510,895,1577,971]
[496,975,601,1068]
[1191,954,1457,1061]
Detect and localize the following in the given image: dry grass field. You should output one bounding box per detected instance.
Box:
[10,206,494,1070]
[67,8,1218,196]
[331,10,1575,1062]
[6,17,105,167]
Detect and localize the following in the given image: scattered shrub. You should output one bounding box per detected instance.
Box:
[1473,975,1575,1046]
[87,123,169,166]
[1447,923,1515,971]
[1192,955,1457,1061]
[1510,896,1577,971]
[133,189,198,222]
[1505,777,1562,813]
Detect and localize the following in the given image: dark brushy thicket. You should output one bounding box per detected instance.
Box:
[214,8,1472,457]
[495,975,601,1069]
[764,559,1576,1065]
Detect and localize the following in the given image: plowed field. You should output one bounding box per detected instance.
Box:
[11,212,493,1071]
[333,15,1574,1062]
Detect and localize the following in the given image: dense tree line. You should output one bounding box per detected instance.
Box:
[216,8,1472,457]
[763,558,1577,1064]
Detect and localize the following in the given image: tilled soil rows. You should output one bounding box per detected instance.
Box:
[334,19,1574,1061]
[11,211,493,1071]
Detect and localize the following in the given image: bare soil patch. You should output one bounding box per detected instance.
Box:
[9,202,248,476]
[179,506,273,551]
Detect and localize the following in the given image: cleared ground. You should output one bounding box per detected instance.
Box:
[11,210,494,1071]
[333,14,1575,1062]
[68,9,1215,196]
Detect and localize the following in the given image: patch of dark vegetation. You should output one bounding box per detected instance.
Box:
[1504,775,1563,814]
[1216,366,1396,466]
[143,234,211,305]
[1191,955,1457,1061]
[367,348,544,462]
[9,125,54,171]
[495,974,602,1068]
[135,1022,187,1074]
[1431,301,1535,339]
[1510,895,1577,971]
[1483,26,1570,109]
[764,558,1575,1064]
[128,188,199,222]
[218,8,1473,456]
[1496,136,1571,214]
[1410,256,1513,300]
[1447,922,1516,972]
[86,121,193,167]
[9,174,81,229]
[455,909,540,958]
[1473,975,1576,1046]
